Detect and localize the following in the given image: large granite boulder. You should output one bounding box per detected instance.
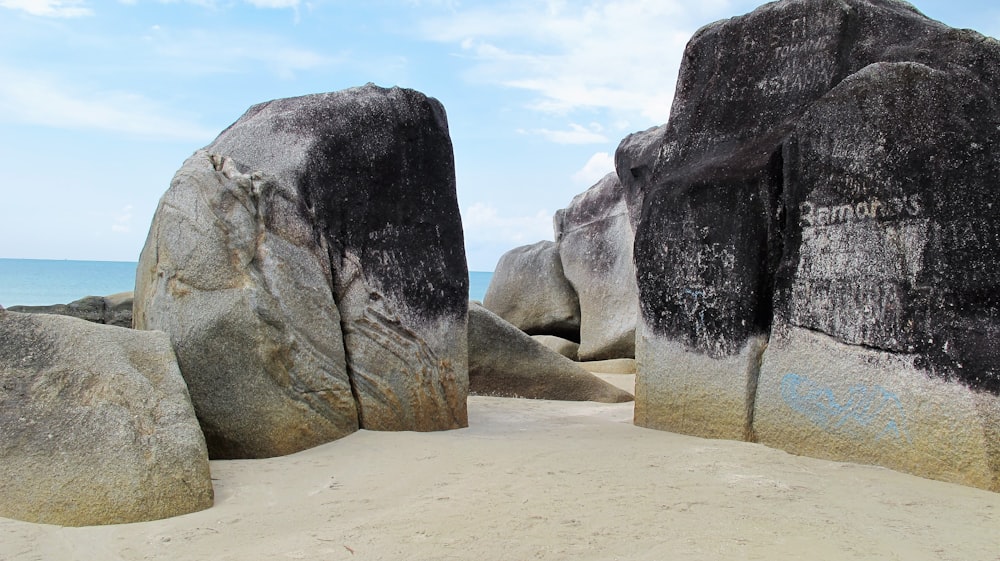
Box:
[555,173,639,360]
[0,310,213,526]
[622,0,1000,490]
[468,303,633,403]
[483,240,580,340]
[10,291,134,328]
[135,84,469,459]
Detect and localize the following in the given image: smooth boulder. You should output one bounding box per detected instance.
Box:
[555,173,639,360]
[0,310,213,526]
[468,303,633,403]
[483,240,580,341]
[531,335,580,360]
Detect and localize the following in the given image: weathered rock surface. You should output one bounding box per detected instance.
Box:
[623,0,1000,490]
[483,240,580,340]
[578,358,637,375]
[135,152,358,459]
[136,84,468,459]
[0,310,213,526]
[468,303,633,403]
[531,335,580,360]
[10,291,134,328]
[555,173,639,360]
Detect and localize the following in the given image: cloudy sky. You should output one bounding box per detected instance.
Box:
[1,0,997,270]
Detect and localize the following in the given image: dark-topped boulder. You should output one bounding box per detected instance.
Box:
[483,240,580,340]
[622,0,1000,490]
[555,173,639,361]
[468,303,633,403]
[10,291,134,328]
[0,310,213,526]
[135,84,468,459]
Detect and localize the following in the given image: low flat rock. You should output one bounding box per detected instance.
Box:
[0,310,213,526]
[10,291,134,328]
[468,303,633,403]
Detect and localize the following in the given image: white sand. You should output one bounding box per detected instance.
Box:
[3,374,999,561]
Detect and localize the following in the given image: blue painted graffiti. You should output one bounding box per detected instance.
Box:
[780,373,911,444]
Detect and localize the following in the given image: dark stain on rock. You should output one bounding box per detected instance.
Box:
[624,0,1000,394]
[286,85,468,321]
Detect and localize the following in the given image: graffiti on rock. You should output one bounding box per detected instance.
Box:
[780,373,911,444]
[799,194,922,227]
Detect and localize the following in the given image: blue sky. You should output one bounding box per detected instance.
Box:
[1,0,997,271]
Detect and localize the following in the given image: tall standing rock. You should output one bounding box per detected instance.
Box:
[555,173,639,361]
[622,0,1000,490]
[136,85,469,458]
[755,59,1000,490]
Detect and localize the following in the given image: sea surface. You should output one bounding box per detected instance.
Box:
[0,259,493,307]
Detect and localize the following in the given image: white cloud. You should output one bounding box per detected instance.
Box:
[245,0,298,7]
[463,202,554,244]
[145,27,334,79]
[523,123,608,145]
[405,0,459,7]
[0,65,215,140]
[133,0,300,9]
[0,0,91,17]
[418,0,730,124]
[572,152,615,186]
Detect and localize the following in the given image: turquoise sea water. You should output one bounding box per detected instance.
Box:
[0,259,493,307]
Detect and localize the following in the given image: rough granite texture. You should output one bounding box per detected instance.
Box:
[0,310,213,526]
[620,0,1000,491]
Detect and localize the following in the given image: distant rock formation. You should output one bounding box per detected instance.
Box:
[532,335,580,360]
[622,0,1000,491]
[555,173,639,360]
[484,174,640,361]
[0,310,212,526]
[468,303,633,403]
[483,240,580,340]
[9,291,133,328]
[135,85,469,459]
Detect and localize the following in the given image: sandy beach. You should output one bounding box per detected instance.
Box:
[2,373,998,561]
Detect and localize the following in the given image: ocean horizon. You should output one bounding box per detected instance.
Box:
[0,258,493,308]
